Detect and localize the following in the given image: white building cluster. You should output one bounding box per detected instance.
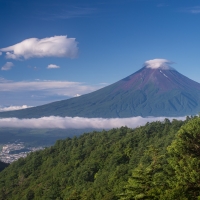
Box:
[0,142,43,163]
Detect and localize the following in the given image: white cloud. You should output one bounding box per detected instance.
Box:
[1,62,14,71]
[47,64,60,69]
[0,78,106,106]
[183,6,200,14]
[144,59,174,70]
[0,36,78,60]
[0,52,2,56]
[0,105,32,112]
[38,6,96,20]
[0,80,103,97]
[0,116,186,129]
[0,77,11,83]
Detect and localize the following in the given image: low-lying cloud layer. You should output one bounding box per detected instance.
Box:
[0,36,78,59]
[0,116,186,129]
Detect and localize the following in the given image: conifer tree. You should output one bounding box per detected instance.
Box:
[121,117,200,200]
[166,116,200,199]
[121,146,165,200]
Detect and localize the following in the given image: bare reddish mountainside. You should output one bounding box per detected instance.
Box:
[116,66,200,92]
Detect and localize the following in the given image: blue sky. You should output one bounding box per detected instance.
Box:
[1,0,200,108]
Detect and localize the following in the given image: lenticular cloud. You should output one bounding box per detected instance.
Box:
[144,59,174,70]
[0,36,78,59]
[0,116,186,129]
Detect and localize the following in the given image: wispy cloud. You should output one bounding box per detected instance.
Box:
[28,65,39,71]
[0,105,32,112]
[37,6,96,20]
[47,64,60,69]
[0,36,78,60]
[157,3,169,8]
[56,7,96,19]
[181,6,200,14]
[1,62,14,70]
[0,79,103,97]
[0,116,186,129]
[0,77,10,82]
[0,78,106,106]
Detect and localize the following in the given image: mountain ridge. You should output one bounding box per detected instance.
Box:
[0,64,200,118]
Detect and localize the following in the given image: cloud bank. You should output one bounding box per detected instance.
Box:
[0,105,32,112]
[144,59,174,70]
[47,64,60,69]
[0,116,186,129]
[1,62,14,71]
[0,36,78,59]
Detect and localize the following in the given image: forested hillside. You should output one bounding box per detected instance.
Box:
[1,117,199,199]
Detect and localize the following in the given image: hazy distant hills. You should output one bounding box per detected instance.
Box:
[1,65,200,118]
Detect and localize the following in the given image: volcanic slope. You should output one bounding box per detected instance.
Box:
[1,64,200,118]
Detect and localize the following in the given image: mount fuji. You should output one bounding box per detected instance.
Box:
[1,59,200,118]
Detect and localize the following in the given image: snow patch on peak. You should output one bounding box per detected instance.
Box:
[144,59,175,70]
[160,70,168,78]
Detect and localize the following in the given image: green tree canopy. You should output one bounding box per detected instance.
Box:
[122,116,200,200]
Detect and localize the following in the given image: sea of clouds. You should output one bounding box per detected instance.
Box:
[0,116,186,129]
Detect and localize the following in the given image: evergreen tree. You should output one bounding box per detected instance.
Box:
[0,119,185,199]
[121,116,200,200]
[166,116,200,199]
[120,146,165,200]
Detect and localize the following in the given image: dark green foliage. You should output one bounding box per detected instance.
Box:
[165,116,200,199]
[0,119,185,199]
[120,146,165,200]
[122,116,200,200]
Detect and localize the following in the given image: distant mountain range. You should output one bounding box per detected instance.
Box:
[1,64,200,118]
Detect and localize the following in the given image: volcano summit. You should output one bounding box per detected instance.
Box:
[1,59,200,118]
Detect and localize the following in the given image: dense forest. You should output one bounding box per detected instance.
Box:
[0,116,200,199]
